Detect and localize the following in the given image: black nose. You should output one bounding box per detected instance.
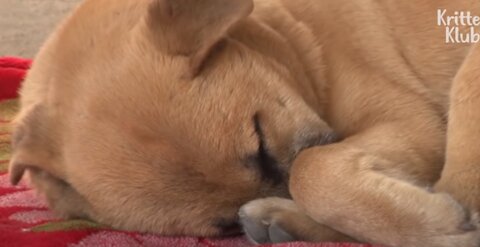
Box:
[215,218,242,237]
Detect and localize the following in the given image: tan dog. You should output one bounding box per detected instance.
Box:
[8,0,480,246]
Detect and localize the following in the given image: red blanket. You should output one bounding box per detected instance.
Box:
[0,57,379,247]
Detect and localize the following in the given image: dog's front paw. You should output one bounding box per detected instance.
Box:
[385,192,480,247]
[239,198,298,244]
[429,207,480,247]
[418,193,480,247]
[239,197,354,244]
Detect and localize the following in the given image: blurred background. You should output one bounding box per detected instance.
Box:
[0,0,81,57]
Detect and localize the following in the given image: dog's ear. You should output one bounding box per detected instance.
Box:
[9,104,64,185]
[147,0,254,77]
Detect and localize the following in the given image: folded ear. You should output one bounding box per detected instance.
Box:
[9,104,64,185]
[148,0,254,76]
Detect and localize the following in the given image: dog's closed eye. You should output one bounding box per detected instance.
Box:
[249,113,285,185]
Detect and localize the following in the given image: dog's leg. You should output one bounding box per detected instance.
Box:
[286,123,479,247]
[241,60,480,245]
[242,122,478,245]
[435,43,480,212]
[240,197,355,244]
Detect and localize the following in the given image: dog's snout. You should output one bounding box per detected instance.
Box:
[215,218,242,236]
[318,131,341,146]
[299,130,341,152]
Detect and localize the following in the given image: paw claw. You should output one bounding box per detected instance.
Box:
[268,222,296,243]
[239,212,270,244]
[460,222,477,232]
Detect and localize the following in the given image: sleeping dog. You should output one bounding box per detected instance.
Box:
[9,0,480,246]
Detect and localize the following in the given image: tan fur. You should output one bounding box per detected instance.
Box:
[8,0,480,245]
[435,42,480,210]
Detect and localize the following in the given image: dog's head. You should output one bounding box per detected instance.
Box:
[10,0,336,237]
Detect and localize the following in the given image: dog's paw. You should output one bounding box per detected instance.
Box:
[429,227,480,247]
[429,210,480,247]
[239,197,353,244]
[239,198,298,244]
[401,193,480,247]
